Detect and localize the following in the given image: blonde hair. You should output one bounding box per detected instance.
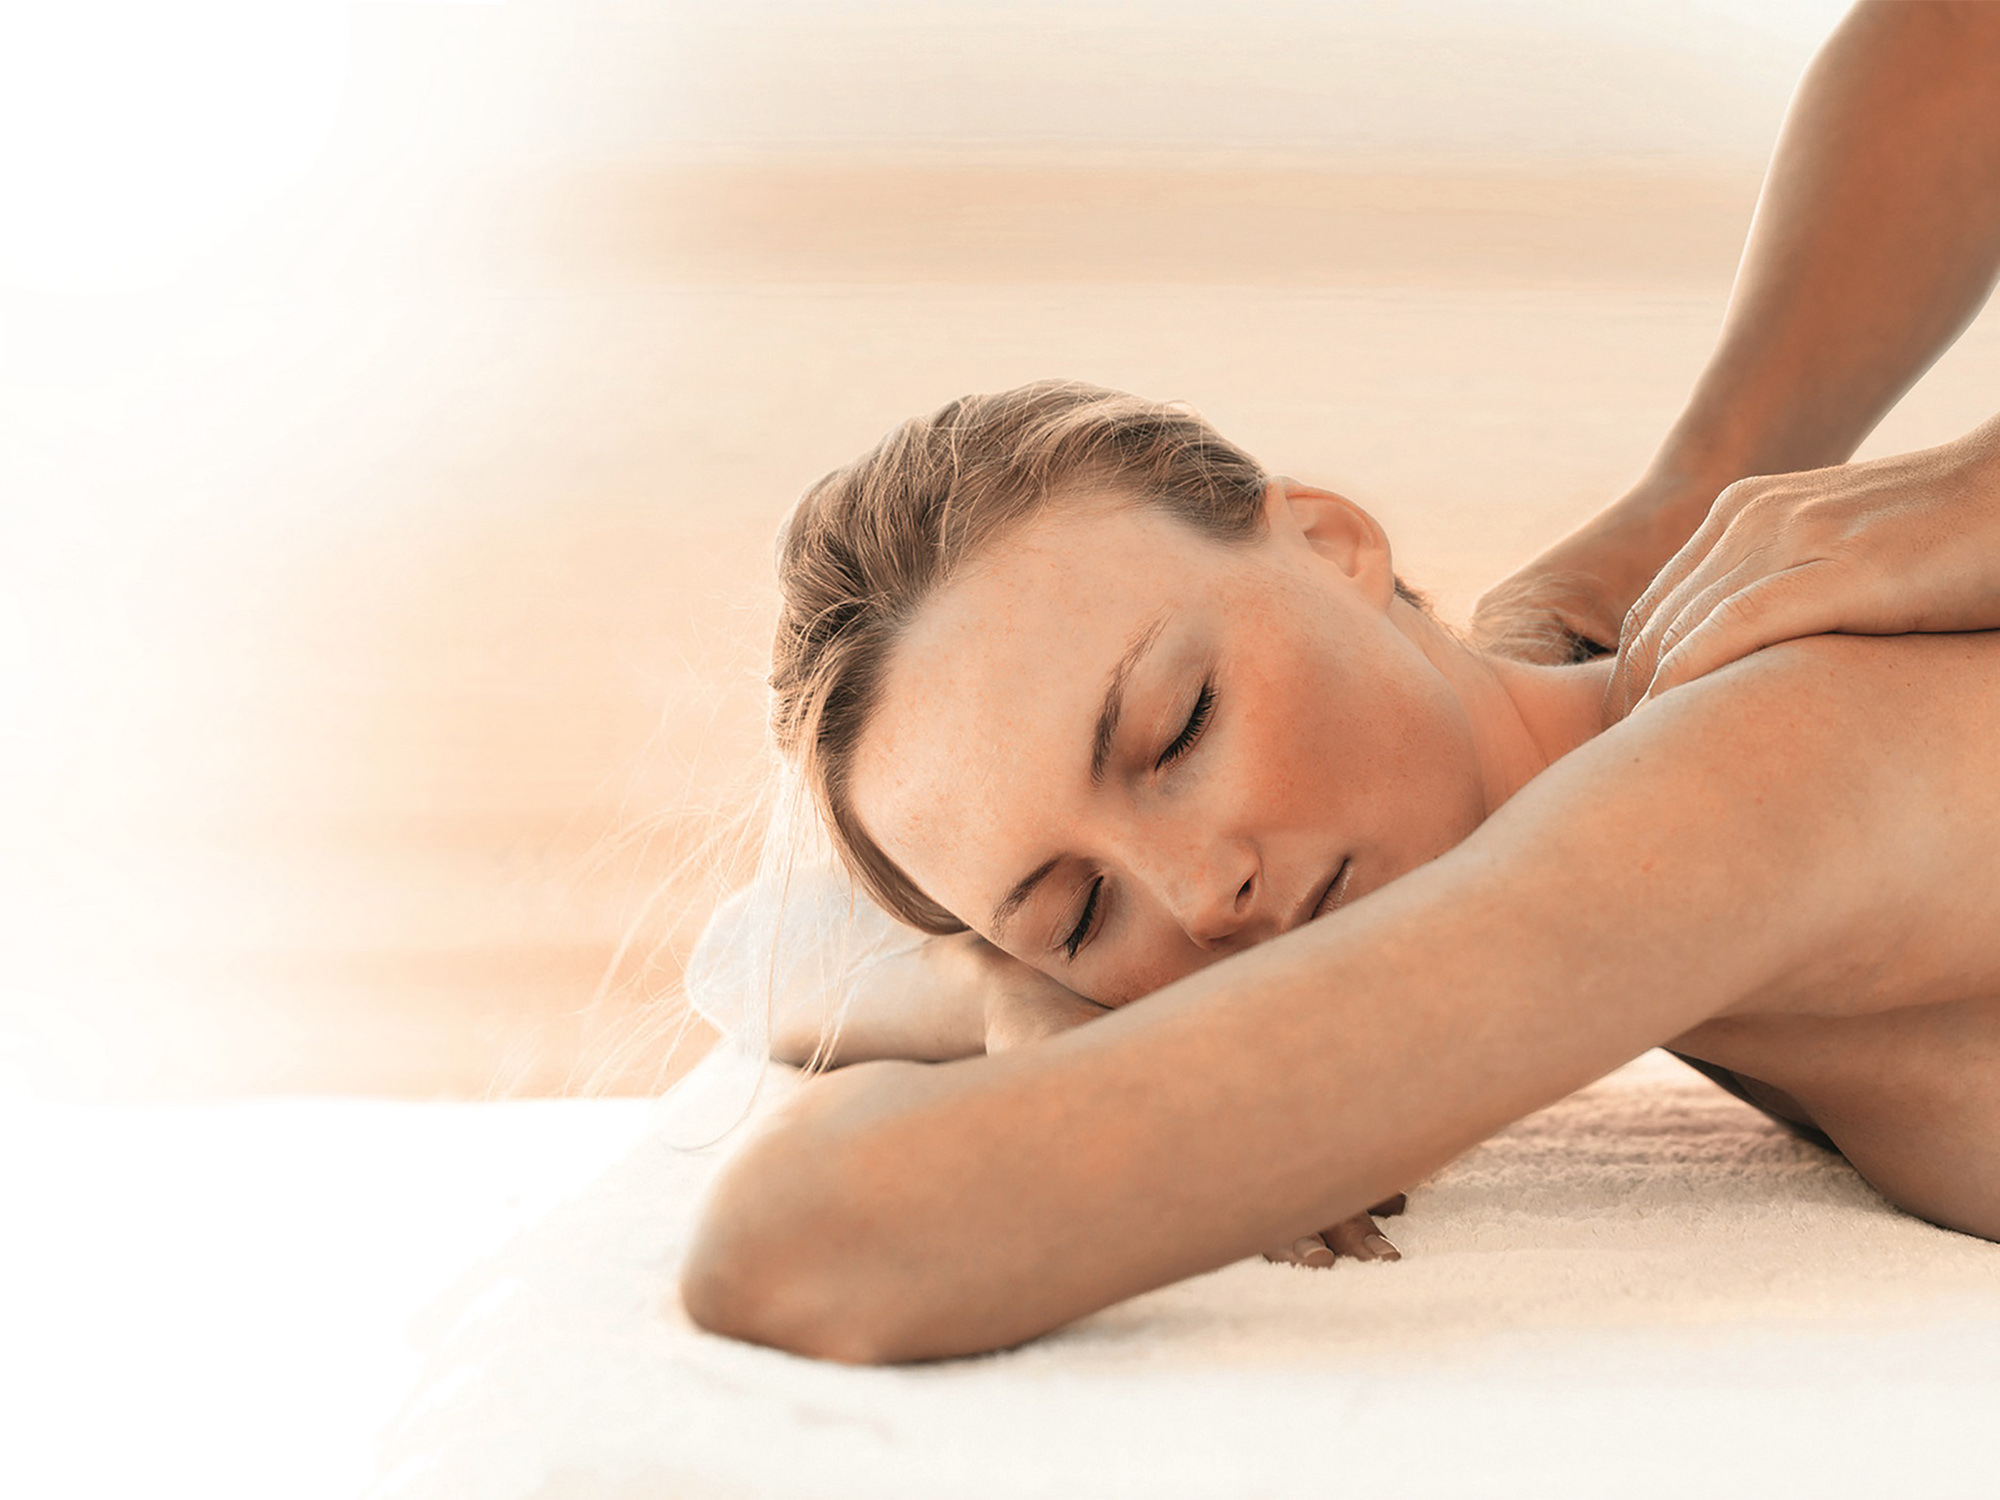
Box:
[770,379,1419,933]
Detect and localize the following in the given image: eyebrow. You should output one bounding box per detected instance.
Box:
[988,609,1171,938]
[1089,610,1171,786]
[990,854,1062,938]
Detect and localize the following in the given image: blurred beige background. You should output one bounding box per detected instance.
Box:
[9,0,1998,1099]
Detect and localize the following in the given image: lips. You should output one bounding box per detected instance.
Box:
[1304,857,1353,927]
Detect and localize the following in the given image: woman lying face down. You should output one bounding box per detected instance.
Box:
[776,382,1610,1009]
[849,473,1611,1009]
[690,380,2000,1363]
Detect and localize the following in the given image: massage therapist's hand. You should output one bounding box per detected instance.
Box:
[1610,418,2000,715]
[1469,473,1712,664]
[969,935,1406,1268]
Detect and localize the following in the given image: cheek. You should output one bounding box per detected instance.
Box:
[1093,940,1218,1008]
[1047,887,1215,1008]
[1262,633,1485,855]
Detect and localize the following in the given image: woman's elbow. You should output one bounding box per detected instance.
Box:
[679,1234,903,1365]
[677,1126,925,1365]
[679,1260,910,1366]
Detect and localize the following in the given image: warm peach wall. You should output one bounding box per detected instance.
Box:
[20,1,2000,1098]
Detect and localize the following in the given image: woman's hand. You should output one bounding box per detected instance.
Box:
[974,937,1407,1268]
[1609,419,2000,715]
[1264,1192,1405,1268]
[973,939,1116,1053]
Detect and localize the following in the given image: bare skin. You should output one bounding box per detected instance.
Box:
[1473,1,2000,665]
[784,914,1408,1267]
[689,0,2000,1361]
[1609,415,2000,713]
[751,0,2000,1284]
[683,478,2000,1364]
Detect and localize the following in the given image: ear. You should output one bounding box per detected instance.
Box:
[1261,477,1397,609]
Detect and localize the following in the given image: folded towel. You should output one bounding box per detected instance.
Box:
[683,776,927,1055]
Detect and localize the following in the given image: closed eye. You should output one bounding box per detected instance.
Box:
[1156,681,1215,769]
[1063,876,1104,960]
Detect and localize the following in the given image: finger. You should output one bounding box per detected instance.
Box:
[982,976,1110,1054]
[1320,1213,1402,1262]
[1263,1199,1409,1266]
[1263,1233,1338,1269]
[1621,536,1702,637]
[1640,567,1763,690]
[1640,565,1840,703]
[1607,502,1746,710]
[1611,552,1754,718]
[1625,496,1737,632]
[1607,582,1694,719]
[1607,564,1706,715]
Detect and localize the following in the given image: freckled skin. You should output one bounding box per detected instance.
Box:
[849,481,1590,1006]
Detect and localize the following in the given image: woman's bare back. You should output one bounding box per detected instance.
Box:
[1663,630,2000,1239]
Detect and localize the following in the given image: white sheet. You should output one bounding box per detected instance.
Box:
[16,1046,1993,1500]
[362,1047,2000,1500]
[2,1093,659,1500]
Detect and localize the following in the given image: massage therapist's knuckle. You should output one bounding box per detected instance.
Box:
[1620,594,1649,639]
[1711,476,1766,522]
[1651,615,1690,666]
[1614,649,1652,707]
[1621,595,1662,660]
[1715,602,1761,644]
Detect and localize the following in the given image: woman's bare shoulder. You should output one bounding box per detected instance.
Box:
[1699,627,2000,707]
[1613,629,2000,808]
[1565,627,1998,782]
[1547,629,2000,1015]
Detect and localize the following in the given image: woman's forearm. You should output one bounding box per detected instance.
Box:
[684,655,1888,1363]
[770,930,1106,1067]
[769,933,986,1066]
[1645,2,2000,506]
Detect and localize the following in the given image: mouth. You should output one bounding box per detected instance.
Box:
[1301,858,1354,928]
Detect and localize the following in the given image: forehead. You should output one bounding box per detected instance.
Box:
[848,500,1241,923]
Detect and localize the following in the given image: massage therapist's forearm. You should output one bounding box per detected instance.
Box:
[1473,3,2000,656]
[1642,2,2000,509]
[683,660,1897,1363]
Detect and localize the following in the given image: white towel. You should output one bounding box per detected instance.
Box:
[372,1046,2000,1500]
[682,774,928,1057]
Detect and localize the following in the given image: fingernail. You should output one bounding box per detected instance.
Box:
[1362,1233,1401,1262]
[1292,1236,1336,1267]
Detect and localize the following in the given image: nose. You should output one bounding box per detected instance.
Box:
[1158,838,1261,950]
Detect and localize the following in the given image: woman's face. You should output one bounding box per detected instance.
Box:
[847,481,1497,1006]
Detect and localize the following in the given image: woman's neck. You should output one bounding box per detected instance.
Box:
[1393,598,1618,815]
